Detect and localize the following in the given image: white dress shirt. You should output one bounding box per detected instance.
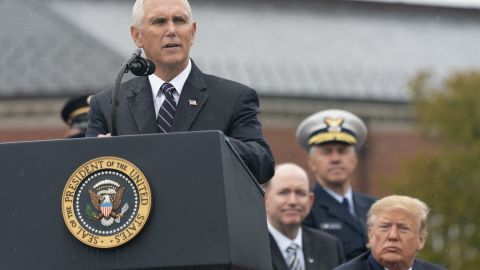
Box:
[148,59,192,118]
[324,186,356,216]
[268,221,306,269]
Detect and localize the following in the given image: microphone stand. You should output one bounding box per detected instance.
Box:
[110,49,143,136]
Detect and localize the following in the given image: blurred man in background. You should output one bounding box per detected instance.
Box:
[61,95,91,138]
[296,109,376,260]
[264,163,345,270]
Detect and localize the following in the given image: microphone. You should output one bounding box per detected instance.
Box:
[111,49,155,136]
[128,57,156,76]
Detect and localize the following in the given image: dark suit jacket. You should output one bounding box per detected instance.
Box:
[303,184,376,261]
[269,226,345,270]
[86,61,274,183]
[334,251,447,270]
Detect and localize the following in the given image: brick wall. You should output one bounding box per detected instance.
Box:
[264,126,433,197]
[0,128,66,143]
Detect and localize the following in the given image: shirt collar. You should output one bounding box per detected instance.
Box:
[323,186,354,205]
[267,220,303,252]
[148,58,192,97]
[369,253,413,270]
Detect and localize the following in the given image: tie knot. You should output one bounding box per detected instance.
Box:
[342,197,350,207]
[342,197,355,216]
[161,82,175,95]
[286,242,300,253]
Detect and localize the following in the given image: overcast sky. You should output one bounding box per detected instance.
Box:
[353,0,480,8]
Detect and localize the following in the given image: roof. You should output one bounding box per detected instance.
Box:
[2,0,480,102]
[352,0,480,9]
[0,0,123,98]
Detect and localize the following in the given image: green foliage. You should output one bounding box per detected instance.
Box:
[86,204,98,220]
[394,70,480,270]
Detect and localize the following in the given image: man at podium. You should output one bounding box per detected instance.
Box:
[86,0,274,184]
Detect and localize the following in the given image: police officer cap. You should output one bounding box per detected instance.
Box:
[296,109,367,151]
[61,95,92,128]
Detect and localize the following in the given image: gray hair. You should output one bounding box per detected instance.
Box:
[132,0,194,29]
[367,195,430,237]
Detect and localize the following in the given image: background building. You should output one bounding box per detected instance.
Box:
[1,0,480,195]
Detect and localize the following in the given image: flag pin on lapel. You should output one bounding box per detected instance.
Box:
[189,99,197,106]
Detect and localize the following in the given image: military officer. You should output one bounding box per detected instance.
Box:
[61,95,91,138]
[296,109,377,261]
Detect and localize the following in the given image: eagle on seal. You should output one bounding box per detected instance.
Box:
[88,186,125,224]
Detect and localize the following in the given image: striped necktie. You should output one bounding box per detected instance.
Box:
[156,82,177,133]
[286,242,303,270]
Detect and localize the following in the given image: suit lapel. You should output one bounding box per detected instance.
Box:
[412,260,426,270]
[367,252,385,270]
[126,77,158,134]
[170,62,208,132]
[353,193,370,238]
[314,187,364,235]
[302,229,319,270]
[269,234,289,270]
[353,194,370,222]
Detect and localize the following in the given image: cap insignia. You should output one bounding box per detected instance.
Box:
[324,117,344,132]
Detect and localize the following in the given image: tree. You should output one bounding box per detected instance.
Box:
[393,70,480,270]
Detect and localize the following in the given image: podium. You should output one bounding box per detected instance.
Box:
[0,131,272,270]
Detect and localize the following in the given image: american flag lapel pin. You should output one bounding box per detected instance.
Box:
[189,99,198,106]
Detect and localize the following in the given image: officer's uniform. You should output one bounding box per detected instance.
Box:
[61,95,91,138]
[296,109,377,261]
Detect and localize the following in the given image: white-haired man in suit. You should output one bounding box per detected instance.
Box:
[334,195,446,270]
[86,0,274,184]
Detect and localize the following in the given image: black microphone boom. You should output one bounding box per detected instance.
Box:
[110,49,155,136]
[128,57,156,76]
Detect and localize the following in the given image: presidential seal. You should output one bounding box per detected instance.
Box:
[61,157,152,248]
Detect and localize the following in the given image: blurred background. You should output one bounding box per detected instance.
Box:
[1,0,480,268]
